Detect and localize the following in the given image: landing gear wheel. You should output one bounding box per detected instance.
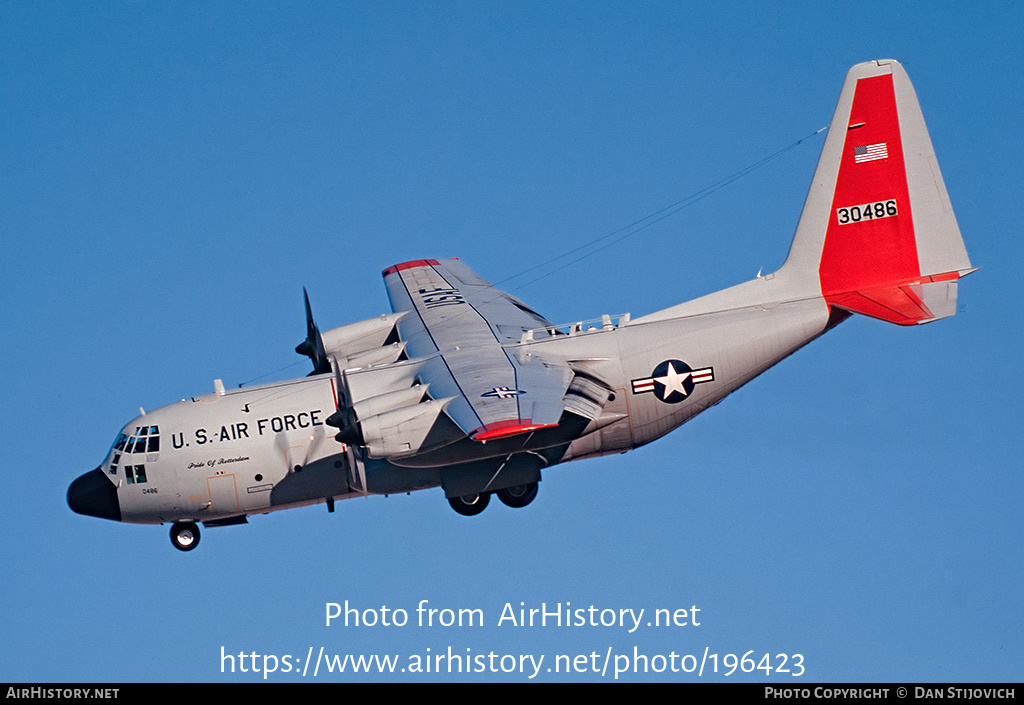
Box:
[448,492,490,516]
[497,482,538,508]
[170,522,201,551]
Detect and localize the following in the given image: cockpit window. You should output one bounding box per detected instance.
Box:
[108,427,159,477]
[126,426,160,453]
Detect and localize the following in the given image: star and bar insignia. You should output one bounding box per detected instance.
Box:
[631,359,714,404]
[481,387,527,399]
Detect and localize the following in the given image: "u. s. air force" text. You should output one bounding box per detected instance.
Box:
[171,410,325,448]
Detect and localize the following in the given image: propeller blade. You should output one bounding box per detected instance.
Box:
[295,287,330,375]
[329,364,363,445]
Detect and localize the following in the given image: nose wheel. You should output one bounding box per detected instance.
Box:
[170,522,201,551]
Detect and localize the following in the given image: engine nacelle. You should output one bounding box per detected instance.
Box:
[321,312,405,361]
[360,398,454,459]
[338,341,406,370]
[330,384,429,446]
[351,384,427,420]
[342,358,426,406]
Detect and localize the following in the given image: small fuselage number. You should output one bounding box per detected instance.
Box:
[836,199,897,225]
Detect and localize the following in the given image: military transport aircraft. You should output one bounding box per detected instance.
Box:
[68,60,974,550]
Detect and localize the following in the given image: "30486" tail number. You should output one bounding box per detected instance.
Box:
[836,199,897,224]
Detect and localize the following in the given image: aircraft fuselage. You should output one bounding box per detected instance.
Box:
[71,292,834,531]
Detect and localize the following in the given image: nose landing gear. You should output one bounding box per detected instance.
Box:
[170,521,201,551]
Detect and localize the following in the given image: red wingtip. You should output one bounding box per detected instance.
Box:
[471,420,558,442]
[382,259,441,277]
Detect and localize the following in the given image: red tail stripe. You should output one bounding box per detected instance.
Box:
[820,73,920,299]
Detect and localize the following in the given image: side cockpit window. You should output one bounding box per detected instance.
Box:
[125,465,148,484]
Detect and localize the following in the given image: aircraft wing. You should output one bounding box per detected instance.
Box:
[382,259,574,441]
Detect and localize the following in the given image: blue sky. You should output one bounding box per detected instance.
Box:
[2,1,1021,682]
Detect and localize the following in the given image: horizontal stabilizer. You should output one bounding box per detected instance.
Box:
[827,268,975,325]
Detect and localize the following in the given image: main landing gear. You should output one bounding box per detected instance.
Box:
[496,483,538,508]
[448,492,489,516]
[447,482,539,516]
[170,521,201,551]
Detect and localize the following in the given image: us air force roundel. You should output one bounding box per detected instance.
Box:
[481,387,526,399]
[631,360,714,404]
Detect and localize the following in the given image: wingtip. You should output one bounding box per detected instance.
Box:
[470,421,559,442]
[382,259,442,277]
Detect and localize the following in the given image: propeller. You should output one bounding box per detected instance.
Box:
[272,431,299,473]
[270,425,327,474]
[326,363,363,446]
[295,287,331,375]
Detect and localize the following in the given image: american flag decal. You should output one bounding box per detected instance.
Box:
[854,142,888,163]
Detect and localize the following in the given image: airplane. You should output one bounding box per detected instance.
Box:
[68,59,974,551]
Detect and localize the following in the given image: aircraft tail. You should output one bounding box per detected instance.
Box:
[778,59,975,325]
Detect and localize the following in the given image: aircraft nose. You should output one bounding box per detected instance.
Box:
[67,468,121,522]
